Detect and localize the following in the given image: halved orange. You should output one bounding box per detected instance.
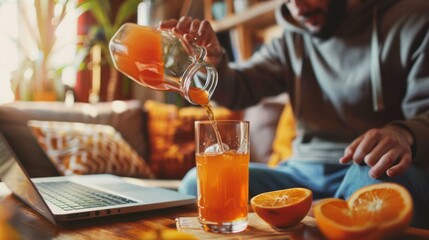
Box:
[314,183,413,240]
[348,182,414,238]
[314,198,377,240]
[250,188,313,228]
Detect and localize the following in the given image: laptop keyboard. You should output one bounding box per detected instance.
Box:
[36,181,137,211]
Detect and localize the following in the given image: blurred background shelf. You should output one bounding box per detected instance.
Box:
[210,0,281,32]
[204,0,283,61]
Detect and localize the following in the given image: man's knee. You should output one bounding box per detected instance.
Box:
[178,167,198,196]
[335,164,381,199]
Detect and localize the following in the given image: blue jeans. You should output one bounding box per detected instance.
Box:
[179,160,429,229]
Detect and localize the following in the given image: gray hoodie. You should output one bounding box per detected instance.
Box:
[213,0,429,165]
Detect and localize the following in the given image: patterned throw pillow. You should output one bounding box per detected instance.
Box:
[28,120,155,178]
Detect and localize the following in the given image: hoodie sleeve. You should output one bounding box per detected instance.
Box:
[212,36,293,110]
[391,28,429,166]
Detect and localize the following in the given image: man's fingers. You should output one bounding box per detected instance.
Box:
[363,136,395,167]
[339,134,362,164]
[339,148,353,164]
[183,33,196,45]
[341,127,413,179]
[387,155,411,177]
[198,20,215,44]
[368,150,399,178]
[190,19,201,35]
[352,130,379,165]
[158,19,178,29]
[186,19,201,45]
[177,16,193,32]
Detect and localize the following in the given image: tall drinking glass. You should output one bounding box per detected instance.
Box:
[195,120,250,233]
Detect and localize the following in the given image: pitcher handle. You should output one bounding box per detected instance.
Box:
[181,59,218,106]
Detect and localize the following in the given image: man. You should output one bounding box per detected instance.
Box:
[160,0,429,228]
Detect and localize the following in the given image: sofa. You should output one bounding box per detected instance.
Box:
[0,97,289,188]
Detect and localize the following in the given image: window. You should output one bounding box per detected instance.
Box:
[0,0,77,104]
[0,1,19,104]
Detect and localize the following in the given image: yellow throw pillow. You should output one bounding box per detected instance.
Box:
[28,120,155,178]
[268,104,296,167]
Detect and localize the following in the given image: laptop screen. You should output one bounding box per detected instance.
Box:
[0,132,56,223]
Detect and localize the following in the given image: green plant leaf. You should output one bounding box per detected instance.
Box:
[113,0,141,31]
[77,0,142,68]
[78,0,112,34]
[76,1,93,14]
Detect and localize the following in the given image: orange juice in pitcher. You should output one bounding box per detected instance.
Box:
[109,23,217,106]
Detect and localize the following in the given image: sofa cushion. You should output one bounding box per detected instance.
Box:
[28,121,155,178]
[0,100,146,177]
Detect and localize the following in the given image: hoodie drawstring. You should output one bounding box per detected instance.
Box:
[371,7,385,112]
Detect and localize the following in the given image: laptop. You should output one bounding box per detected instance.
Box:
[0,131,196,224]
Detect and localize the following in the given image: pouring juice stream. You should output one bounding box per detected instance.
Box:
[189,89,225,152]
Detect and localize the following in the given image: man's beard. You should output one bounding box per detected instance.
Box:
[314,0,347,39]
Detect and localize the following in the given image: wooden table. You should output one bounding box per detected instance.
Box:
[1,182,428,240]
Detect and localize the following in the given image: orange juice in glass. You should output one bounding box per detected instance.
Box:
[109,23,217,106]
[195,120,249,233]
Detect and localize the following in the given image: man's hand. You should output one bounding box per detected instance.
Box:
[159,16,224,66]
[339,125,414,178]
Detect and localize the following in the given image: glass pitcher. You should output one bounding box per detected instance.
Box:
[109,23,218,106]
